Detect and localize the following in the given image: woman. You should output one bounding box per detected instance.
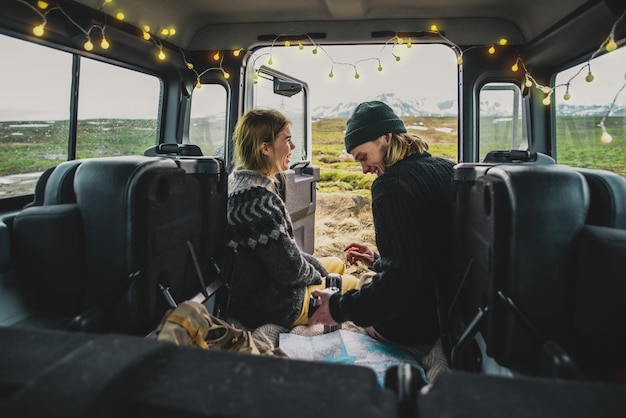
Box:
[308,101,455,348]
[223,108,358,329]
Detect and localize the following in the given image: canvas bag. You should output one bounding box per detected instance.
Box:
[154,300,284,356]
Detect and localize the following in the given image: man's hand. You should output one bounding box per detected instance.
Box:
[344,241,375,268]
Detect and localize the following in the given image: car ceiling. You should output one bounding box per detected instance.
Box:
[70,0,597,50]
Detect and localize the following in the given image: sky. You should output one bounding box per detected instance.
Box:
[1,33,625,121]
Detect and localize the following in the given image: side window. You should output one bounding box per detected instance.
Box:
[76,57,161,158]
[555,47,625,178]
[0,34,72,198]
[479,82,526,160]
[189,84,228,157]
[0,34,163,199]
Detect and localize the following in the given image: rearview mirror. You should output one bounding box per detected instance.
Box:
[273,77,302,97]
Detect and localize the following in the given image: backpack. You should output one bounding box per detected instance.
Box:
[154,300,285,357]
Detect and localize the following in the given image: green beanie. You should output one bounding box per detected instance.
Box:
[344,101,407,152]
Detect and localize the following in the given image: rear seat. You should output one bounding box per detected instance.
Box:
[5,155,228,336]
[449,160,626,382]
[566,167,626,381]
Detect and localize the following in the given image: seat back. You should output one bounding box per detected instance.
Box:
[74,156,205,334]
[450,163,590,373]
[482,165,589,371]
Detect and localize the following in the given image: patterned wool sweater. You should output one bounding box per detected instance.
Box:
[329,152,456,346]
[223,170,325,328]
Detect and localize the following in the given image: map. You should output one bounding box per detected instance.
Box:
[279,329,428,387]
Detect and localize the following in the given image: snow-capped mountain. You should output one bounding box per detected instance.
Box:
[312,93,457,118]
[312,92,625,118]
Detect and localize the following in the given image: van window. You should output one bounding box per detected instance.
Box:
[189,84,228,157]
[76,57,161,159]
[0,34,72,198]
[555,46,626,178]
[479,82,526,160]
[0,34,162,198]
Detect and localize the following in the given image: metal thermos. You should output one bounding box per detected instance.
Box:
[324,273,342,333]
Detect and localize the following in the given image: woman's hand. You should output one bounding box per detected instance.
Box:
[344,241,375,268]
[307,289,338,326]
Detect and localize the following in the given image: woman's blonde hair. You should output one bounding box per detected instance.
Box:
[232,108,291,176]
[383,132,429,169]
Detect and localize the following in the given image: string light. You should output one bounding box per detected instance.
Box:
[12,0,625,142]
[598,74,626,144]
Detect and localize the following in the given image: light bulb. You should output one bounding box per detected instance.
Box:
[430,24,438,32]
[312,47,318,55]
[499,38,508,45]
[233,49,241,57]
[525,78,533,88]
[328,70,334,78]
[542,96,551,106]
[601,130,613,144]
[406,40,412,48]
[158,50,166,60]
[33,24,45,37]
[563,91,571,100]
[585,71,594,82]
[187,62,194,69]
[161,29,170,36]
[143,25,150,32]
[116,12,124,20]
[195,81,202,89]
[354,72,360,79]
[100,37,110,49]
[606,36,617,52]
[37,1,49,9]
[84,39,94,51]
[511,63,519,72]
[284,40,291,47]
[298,41,304,50]
[142,31,151,40]
[223,71,230,79]
[169,28,176,36]
[395,55,401,62]
[268,57,273,65]
[397,37,404,44]
[378,64,383,72]
[213,52,220,61]
[488,45,496,54]
[457,56,463,65]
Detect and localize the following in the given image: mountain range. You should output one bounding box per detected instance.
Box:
[311,93,625,119]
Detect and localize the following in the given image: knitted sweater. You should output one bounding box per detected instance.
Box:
[329,152,455,346]
[223,170,325,328]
